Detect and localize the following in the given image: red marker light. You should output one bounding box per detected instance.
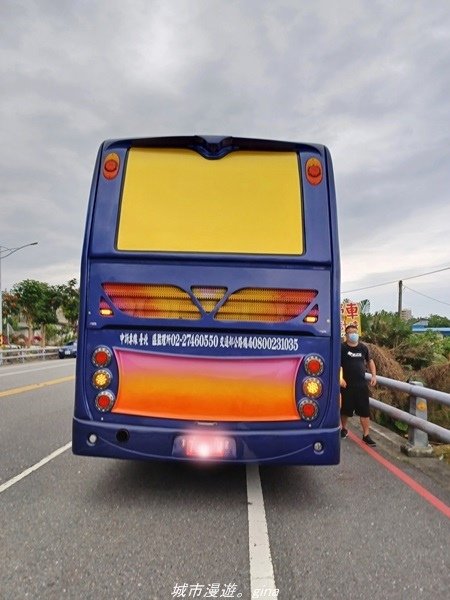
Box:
[103,153,120,180]
[305,158,323,185]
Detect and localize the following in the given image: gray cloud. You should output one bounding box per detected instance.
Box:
[1,0,450,317]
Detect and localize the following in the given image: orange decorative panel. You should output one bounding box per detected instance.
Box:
[113,349,301,421]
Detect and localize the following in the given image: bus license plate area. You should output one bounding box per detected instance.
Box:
[173,435,236,460]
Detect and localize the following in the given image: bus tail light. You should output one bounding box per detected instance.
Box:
[304,354,324,376]
[103,152,120,180]
[297,398,319,420]
[92,346,112,368]
[92,369,112,390]
[302,377,322,399]
[95,390,116,412]
[305,158,323,185]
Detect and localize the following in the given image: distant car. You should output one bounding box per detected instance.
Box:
[58,340,77,359]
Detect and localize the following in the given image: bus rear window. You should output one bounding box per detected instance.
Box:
[116,148,304,255]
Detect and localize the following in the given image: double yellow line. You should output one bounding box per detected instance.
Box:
[0,376,75,398]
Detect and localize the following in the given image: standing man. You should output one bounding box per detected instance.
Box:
[340,324,377,446]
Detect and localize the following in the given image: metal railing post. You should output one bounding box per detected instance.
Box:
[402,381,433,457]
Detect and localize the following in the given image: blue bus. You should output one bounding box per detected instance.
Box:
[72,136,341,464]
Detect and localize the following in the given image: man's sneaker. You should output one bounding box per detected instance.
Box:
[362,435,376,447]
[340,428,348,439]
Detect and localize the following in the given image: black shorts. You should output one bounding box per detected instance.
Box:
[340,385,370,418]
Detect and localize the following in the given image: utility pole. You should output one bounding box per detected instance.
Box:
[397,280,403,318]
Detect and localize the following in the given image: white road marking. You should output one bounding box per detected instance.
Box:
[0,442,72,494]
[246,464,278,597]
[0,362,74,378]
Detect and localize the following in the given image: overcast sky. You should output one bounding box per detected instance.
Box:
[1,0,450,318]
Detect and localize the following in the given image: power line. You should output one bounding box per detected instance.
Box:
[342,265,450,295]
[403,285,450,307]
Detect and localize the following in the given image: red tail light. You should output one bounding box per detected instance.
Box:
[92,346,112,368]
[304,355,324,376]
[298,399,319,420]
[95,390,115,412]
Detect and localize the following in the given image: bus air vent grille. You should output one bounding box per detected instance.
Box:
[214,288,318,322]
[102,283,201,320]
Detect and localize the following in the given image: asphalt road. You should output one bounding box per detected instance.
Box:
[1,360,449,600]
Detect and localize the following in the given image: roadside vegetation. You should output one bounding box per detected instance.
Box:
[2,278,79,347]
[360,311,450,442]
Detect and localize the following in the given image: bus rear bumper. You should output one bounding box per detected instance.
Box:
[72,418,340,465]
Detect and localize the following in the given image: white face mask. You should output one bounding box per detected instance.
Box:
[347,332,359,343]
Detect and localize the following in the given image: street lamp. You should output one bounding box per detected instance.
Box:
[0,242,38,350]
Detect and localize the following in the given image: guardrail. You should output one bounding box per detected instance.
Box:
[0,347,59,365]
[366,373,450,455]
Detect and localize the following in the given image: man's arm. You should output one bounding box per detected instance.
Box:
[368,358,376,386]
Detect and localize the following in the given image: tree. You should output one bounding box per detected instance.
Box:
[57,278,79,333]
[11,280,59,346]
[427,314,450,328]
[361,310,412,348]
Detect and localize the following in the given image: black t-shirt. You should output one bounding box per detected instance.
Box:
[341,342,370,387]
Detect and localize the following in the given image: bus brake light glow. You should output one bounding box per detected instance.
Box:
[103,153,120,180]
[174,435,236,459]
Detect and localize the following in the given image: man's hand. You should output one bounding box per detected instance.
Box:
[370,375,377,386]
[340,378,347,389]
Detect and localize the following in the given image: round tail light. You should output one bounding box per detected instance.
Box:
[304,354,324,376]
[92,346,112,367]
[302,377,323,399]
[298,398,319,421]
[95,390,116,412]
[92,369,112,390]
